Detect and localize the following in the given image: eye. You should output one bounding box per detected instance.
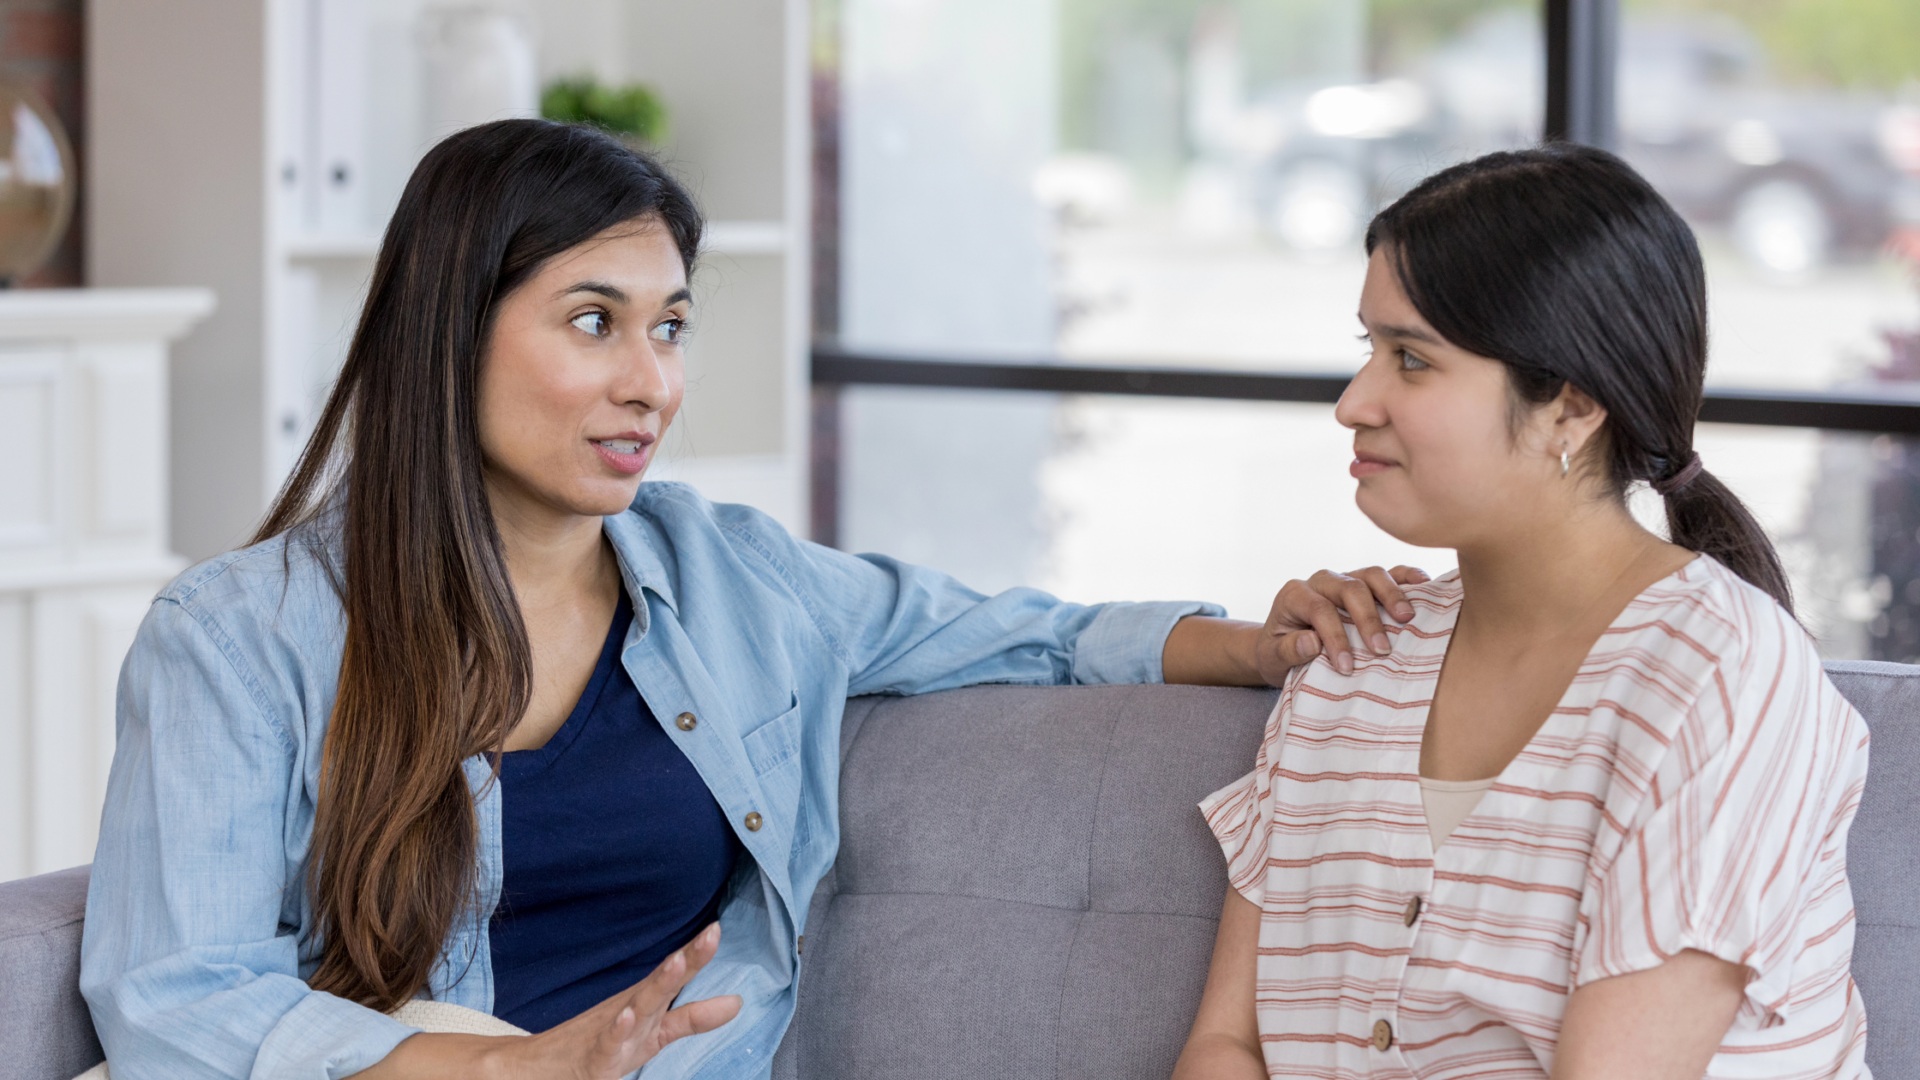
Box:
[650,318,685,345]
[570,310,610,337]
[1398,349,1430,372]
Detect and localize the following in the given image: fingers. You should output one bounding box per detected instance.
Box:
[1388,565,1430,587]
[1351,565,1417,627]
[1275,628,1322,670]
[1332,573,1393,660]
[657,995,744,1045]
[1280,574,1356,675]
[1305,585,1356,674]
[626,949,689,1021]
[627,923,723,1020]
[680,922,724,982]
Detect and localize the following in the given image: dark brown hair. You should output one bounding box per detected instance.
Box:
[252,119,702,1010]
[1365,143,1793,613]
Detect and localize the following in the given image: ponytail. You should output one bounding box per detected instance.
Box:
[1657,456,1794,614]
[1366,144,1795,614]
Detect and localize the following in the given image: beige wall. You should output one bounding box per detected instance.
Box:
[668,250,787,459]
[628,0,788,223]
[87,0,269,560]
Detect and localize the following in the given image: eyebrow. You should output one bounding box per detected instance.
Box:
[558,280,628,304]
[554,281,694,309]
[1360,318,1446,346]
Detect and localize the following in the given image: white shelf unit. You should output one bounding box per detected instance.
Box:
[89,0,811,561]
[0,288,213,881]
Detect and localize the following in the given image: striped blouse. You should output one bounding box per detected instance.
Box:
[1202,557,1871,1078]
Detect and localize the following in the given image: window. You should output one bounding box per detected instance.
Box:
[814,0,1920,658]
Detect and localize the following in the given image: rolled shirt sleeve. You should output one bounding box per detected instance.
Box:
[81,598,418,1079]
[712,504,1224,696]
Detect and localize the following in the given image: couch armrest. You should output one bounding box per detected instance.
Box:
[0,865,104,1080]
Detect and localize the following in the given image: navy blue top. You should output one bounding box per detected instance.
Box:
[490,589,743,1033]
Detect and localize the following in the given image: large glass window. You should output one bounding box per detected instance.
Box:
[822,0,1920,657]
[1609,0,1920,655]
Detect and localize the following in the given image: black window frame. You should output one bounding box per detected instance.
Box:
[807,0,1920,544]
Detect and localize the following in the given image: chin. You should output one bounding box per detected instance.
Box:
[1354,487,1448,550]
[572,475,648,517]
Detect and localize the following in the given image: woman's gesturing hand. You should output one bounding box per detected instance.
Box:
[1162,565,1429,687]
[363,923,741,1080]
[500,922,741,1080]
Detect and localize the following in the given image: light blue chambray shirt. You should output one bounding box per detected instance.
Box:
[80,482,1221,1079]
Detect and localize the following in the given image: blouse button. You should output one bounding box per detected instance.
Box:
[744,812,764,832]
[1372,1019,1394,1052]
[676,712,697,731]
[1403,896,1422,927]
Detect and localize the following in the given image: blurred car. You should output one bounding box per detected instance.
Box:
[1244,11,1913,273]
[1616,15,1901,273]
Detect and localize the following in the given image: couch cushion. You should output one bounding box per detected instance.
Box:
[1826,660,1920,1077]
[776,684,1275,1080]
[0,864,104,1080]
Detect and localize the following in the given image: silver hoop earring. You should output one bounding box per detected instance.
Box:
[1560,449,1571,478]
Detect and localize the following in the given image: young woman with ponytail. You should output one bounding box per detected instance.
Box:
[1177,145,1870,1079]
[77,118,1420,1080]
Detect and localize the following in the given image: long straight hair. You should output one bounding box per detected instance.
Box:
[252,119,702,1011]
[1365,143,1793,612]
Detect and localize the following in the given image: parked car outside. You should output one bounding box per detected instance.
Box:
[1239,10,1912,273]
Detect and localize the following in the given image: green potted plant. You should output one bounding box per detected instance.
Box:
[541,76,669,146]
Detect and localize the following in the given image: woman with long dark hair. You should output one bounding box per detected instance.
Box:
[1175,145,1870,1078]
[79,119,1417,1078]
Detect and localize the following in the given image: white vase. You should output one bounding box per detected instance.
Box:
[417,6,538,141]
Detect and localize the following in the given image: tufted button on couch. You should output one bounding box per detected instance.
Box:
[4,672,1917,1080]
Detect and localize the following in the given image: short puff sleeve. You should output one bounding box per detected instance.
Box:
[1572,610,1870,1029]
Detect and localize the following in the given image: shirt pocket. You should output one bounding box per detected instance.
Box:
[741,697,802,777]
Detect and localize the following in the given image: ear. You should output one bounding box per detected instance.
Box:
[1550,382,1608,458]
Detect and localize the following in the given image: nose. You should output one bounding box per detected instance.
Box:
[1334,354,1388,431]
[616,334,678,414]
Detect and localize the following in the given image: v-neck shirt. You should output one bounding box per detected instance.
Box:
[489,589,743,1033]
[1202,557,1870,1078]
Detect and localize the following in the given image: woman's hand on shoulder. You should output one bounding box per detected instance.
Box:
[365,923,741,1080]
[1163,566,1427,687]
[1260,566,1426,679]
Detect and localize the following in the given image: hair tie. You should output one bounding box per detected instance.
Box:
[1652,452,1704,497]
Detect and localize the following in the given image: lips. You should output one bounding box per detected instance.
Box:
[1350,450,1397,479]
[591,432,655,476]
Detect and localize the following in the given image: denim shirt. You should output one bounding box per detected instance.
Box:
[80,482,1220,1079]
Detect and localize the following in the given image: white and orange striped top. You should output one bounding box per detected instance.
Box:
[1202,557,1871,1078]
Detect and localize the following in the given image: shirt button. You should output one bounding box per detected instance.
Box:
[676,712,697,731]
[744,812,763,832]
[1403,896,1423,927]
[1372,1019,1394,1051]
[797,934,805,955]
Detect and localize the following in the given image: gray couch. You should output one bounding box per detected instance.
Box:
[4,672,1916,1080]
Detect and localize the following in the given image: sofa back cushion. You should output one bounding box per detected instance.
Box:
[775,685,1274,1080]
[1825,661,1920,1075]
